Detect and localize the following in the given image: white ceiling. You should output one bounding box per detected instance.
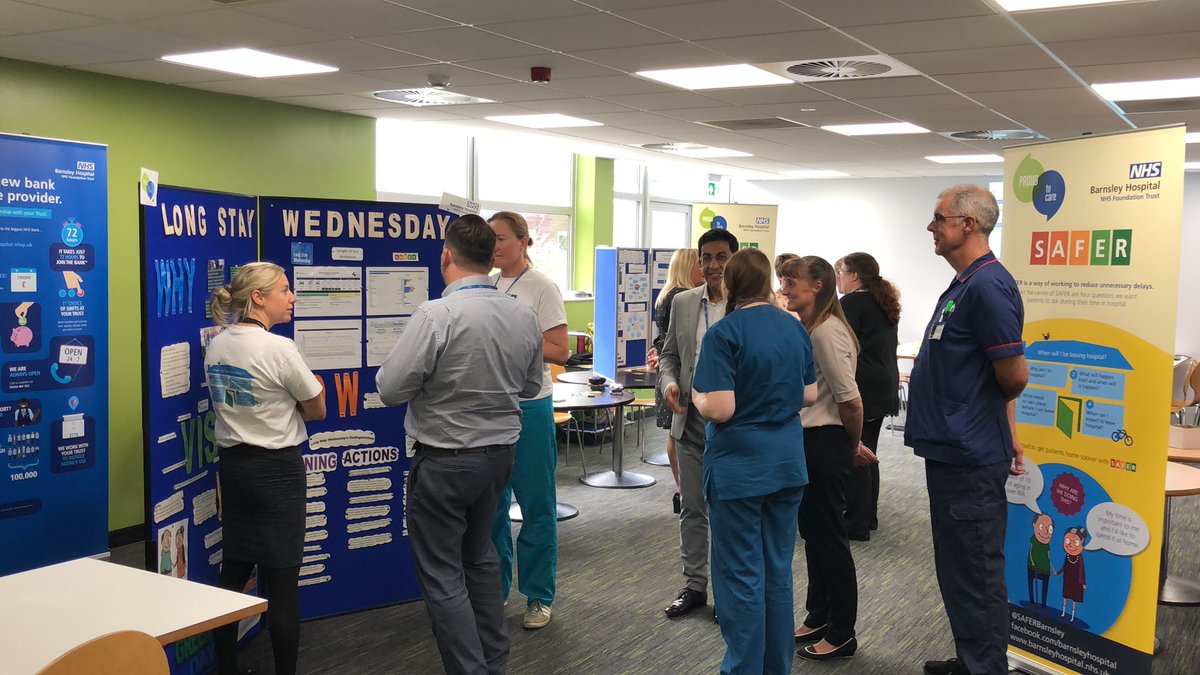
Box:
[3,0,1199,178]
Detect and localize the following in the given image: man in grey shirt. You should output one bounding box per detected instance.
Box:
[376,214,542,675]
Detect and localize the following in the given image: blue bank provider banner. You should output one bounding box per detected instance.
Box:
[140,185,260,673]
[1002,127,1185,675]
[260,197,452,618]
[0,133,108,576]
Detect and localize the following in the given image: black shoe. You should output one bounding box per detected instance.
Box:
[672,492,681,514]
[924,658,968,675]
[848,531,870,542]
[664,588,707,618]
[798,637,857,661]
[793,623,827,643]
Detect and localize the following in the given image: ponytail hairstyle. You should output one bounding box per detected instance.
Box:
[209,261,285,328]
[488,211,533,264]
[657,248,699,308]
[723,249,774,314]
[840,252,901,326]
[780,255,859,352]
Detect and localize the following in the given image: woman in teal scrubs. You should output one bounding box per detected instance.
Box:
[692,249,817,675]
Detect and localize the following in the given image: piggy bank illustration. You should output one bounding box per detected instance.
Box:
[10,326,33,348]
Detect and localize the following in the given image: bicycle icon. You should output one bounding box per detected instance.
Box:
[1111,429,1134,446]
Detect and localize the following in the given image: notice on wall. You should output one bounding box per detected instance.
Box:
[0,133,109,576]
[294,266,362,317]
[365,267,427,316]
[366,317,408,367]
[294,320,363,371]
[1001,127,1184,675]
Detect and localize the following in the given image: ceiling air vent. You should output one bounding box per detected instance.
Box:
[639,143,707,151]
[946,129,1045,141]
[699,117,808,131]
[759,55,918,84]
[373,89,495,107]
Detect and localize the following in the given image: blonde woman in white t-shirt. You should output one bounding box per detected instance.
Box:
[487,211,569,630]
[204,262,325,675]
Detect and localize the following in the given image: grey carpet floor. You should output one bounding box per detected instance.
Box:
[113,420,1200,674]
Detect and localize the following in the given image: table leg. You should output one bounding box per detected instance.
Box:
[580,403,655,489]
[643,452,671,467]
[509,502,580,523]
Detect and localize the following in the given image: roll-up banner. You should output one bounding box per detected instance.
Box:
[140,185,260,673]
[0,133,108,576]
[259,197,449,618]
[691,202,778,263]
[1002,126,1185,674]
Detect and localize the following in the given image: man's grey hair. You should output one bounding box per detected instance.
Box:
[938,184,999,236]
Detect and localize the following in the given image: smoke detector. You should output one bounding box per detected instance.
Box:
[373,89,495,107]
[759,55,918,83]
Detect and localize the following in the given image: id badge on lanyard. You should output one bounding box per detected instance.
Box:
[929,299,956,341]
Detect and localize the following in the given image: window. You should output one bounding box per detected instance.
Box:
[649,202,691,249]
[482,209,572,292]
[648,162,717,203]
[476,135,573,207]
[612,198,641,248]
[376,120,468,198]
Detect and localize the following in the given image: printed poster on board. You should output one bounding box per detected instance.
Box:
[691,202,777,263]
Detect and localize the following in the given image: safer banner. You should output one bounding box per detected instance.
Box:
[0,133,108,575]
[259,197,444,618]
[140,185,259,673]
[1001,127,1185,673]
[691,202,778,262]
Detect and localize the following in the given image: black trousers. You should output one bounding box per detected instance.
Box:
[844,417,884,538]
[797,425,858,646]
[216,562,300,675]
[926,459,1010,675]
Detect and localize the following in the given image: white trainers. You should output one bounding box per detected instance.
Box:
[523,601,551,629]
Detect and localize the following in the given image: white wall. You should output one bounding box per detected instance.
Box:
[738,172,1200,355]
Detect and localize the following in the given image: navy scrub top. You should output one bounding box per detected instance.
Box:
[905,252,1025,466]
[693,305,816,500]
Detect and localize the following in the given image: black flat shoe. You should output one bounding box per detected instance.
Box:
[798,637,857,661]
[793,623,827,643]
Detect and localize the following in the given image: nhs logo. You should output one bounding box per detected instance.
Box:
[76,161,95,171]
[1128,162,1162,179]
[755,217,770,224]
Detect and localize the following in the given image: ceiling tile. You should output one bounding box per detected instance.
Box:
[1013,0,1200,44]
[582,0,719,10]
[276,71,417,96]
[0,0,105,34]
[15,0,214,21]
[807,76,949,99]
[76,59,232,84]
[548,75,676,97]
[274,40,434,71]
[661,106,774,123]
[703,84,834,106]
[1047,31,1200,67]
[239,0,455,37]
[973,87,1112,111]
[694,29,866,63]
[453,82,582,103]
[860,94,986,115]
[361,64,514,88]
[745,99,874,119]
[601,91,727,111]
[615,0,821,41]
[134,8,330,47]
[583,111,693,127]
[1127,111,1200,128]
[900,109,1025,131]
[1074,59,1200,84]
[509,97,637,115]
[482,14,674,52]
[570,41,731,73]
[269,93,392,112]
[457,54,622,82]
[369,107,470,122]
[934,68,1079,94]
[844,15,1030,54]
[189,78,333,99]
[791,0,994,28]
[34,23,216,60]
[546,125,679,146]
[363,26,551,62]
[0,34,132,66]
[392,0,598,26]
[894,45,1059,75]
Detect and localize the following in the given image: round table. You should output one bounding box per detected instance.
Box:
[557,368,658,390]
[552,383,653,489]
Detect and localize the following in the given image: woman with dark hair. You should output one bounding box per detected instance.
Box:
[692,249,817,675]
[779,255,875,662]
[835,252,901,541]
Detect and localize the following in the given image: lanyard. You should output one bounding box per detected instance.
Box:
[495,265,529,295]
[456,284,494,292]
[238,318,267,330]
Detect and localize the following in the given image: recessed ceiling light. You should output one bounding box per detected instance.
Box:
[1092,77,1200,102]
[662,146,753,158]
[925,154,1004,164]
[781,170,849,178]
[484,114,601,128]
[635,64,792,90]
[161,48,337,78]
[996,1,1142,11]
[821,122,930,136]
[1186,132,1200,144]
[1186,161,1200,171]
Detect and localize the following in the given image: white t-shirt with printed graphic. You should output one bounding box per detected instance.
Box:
[491,267,567,400]
[204,324,323,449]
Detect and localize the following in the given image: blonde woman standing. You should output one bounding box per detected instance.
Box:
[205,262,325,675]
[652,248,702,502]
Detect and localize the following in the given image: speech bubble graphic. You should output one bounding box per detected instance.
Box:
[1051,471,1086,516]
[712,215,728,230]
[1013,155,1043,203]
[1033,170,1065,220]
[1084,501,1150,555]
[1006,457,1044,513]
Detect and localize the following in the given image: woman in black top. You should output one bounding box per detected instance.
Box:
[836,253,901,541]
[652,248,701,502]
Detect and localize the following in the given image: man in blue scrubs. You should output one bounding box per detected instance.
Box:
[905,185,1028,675]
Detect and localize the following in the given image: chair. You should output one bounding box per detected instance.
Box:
[550,364,588,472]
[889,374,910,436]
[625,396,656,461]
[39,630,168,675]
[1171,357,1199,424]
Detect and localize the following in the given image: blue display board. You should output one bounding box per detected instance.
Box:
[140,185,259,673]
[649,248,676,347]
[259,197,450,618]
[592,247,649,378]
[0,133,108,576]
[593,248,618,380]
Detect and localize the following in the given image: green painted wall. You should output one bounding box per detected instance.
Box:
[0,58,375,532]
[572,156,613,292]
[564,300,594,333]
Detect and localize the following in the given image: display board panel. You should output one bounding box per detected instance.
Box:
[0,133,108,576]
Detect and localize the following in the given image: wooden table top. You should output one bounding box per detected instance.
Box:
[1167,461,1200,497]
[1168,445,1200,464]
